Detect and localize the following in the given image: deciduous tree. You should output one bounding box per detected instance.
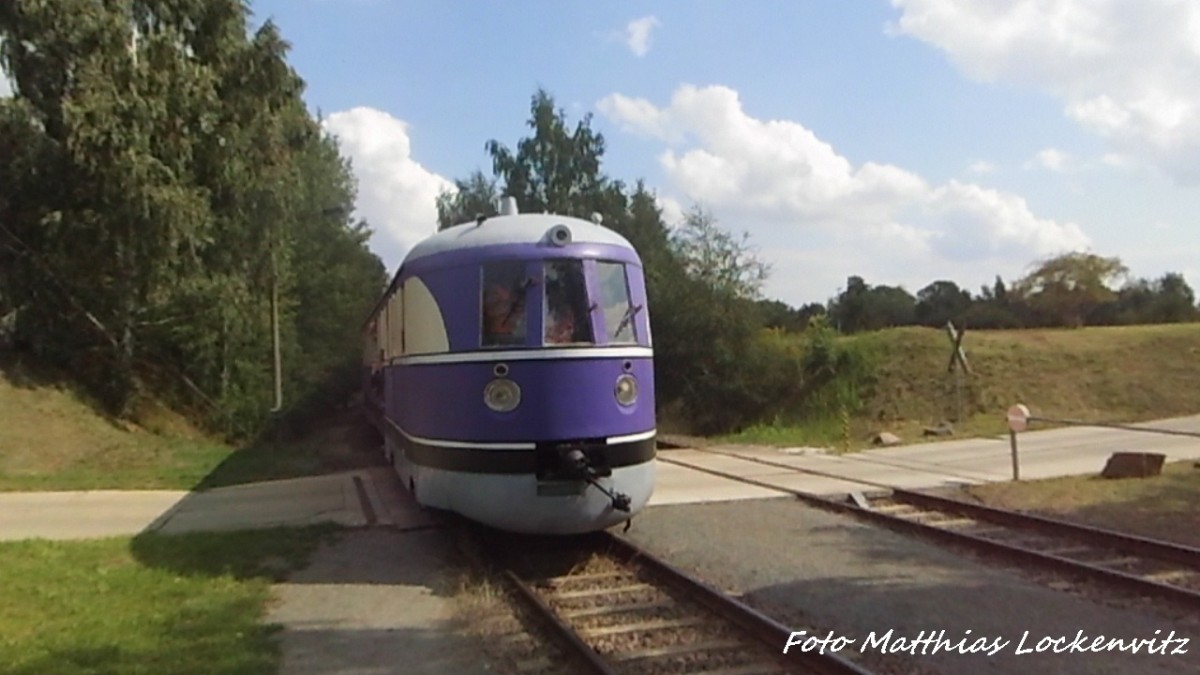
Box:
[1014,252,1127,327]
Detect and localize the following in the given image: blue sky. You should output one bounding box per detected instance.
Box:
[182,3,1200,303]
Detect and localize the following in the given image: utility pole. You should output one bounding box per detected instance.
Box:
[268,206,346,414]
[271,262,282,413]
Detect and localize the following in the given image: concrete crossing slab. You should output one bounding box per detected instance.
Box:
[4,413,1200,538]
[648,413,1200,504]
[648,458,780,506]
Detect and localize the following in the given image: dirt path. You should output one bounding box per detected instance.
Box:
[265,410,497,674]
[267,527,496,674]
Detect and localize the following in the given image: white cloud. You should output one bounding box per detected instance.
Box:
[966,160,995,174]
[597,85,1089,280]
[924,180,1087,260]
[1025,148,1071,172]
[890,0,1200,183]
[656,195,684,228]
[0,39,10,98]
[623,16,661,57]
[322,107,453,271]
[1101,152,1134,169]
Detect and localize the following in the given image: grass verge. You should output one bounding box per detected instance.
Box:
[0,526,336,675]
[962,461,1200,548]
[1,356,383,491]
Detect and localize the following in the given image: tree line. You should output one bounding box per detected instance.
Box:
[759,253,1199,334]
[0,1,385,436]
[440,91,1200,433]
[438,90,818,434]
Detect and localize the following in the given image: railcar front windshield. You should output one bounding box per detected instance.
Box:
[596,261,639,344]
[544,260,595,345]
[481,260,528,347]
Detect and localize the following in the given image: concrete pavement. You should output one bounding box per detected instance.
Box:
[3,414,1199,540]
[648,412,1200,503]
[0,467,436,542]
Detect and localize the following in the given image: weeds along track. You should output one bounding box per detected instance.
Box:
[476,529,872,675]
[659,449,1200,611]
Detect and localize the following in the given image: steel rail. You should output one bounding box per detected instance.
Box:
[890,488,1200,569]
[665,448,1200,568]
[658,452,1200,610]
[492,522,875,675]
[502,569,617,675]
[1028,415,1200,440]
[663,447,1200,565]
[600,532,875,675]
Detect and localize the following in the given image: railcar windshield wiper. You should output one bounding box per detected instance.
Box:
[614,303,643,338]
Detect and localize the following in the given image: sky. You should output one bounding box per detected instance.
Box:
[11,1,1200,307]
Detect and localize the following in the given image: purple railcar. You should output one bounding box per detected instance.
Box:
[363,199,655,534]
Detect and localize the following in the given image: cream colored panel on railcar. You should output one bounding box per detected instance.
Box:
[377,311,388,361]
[363,319,379,366]
[403,277,449,354]
[385,291,405,360]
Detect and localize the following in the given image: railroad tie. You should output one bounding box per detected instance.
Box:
[577,616,707,638]
[688,663,786,675]
[545,571,630,587]
[608,639,746,663]
[560,600,673,620]
[551,582,653,599]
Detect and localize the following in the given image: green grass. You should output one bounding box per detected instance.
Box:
[718,417,847,449]
[0,437,238,492]
[0,357,383,491]
[0,526,336,675]
[724,323,1200,449]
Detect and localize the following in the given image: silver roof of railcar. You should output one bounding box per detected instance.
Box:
[402,203,634,265]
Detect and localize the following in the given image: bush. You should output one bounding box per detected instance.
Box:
[790,316,876,422]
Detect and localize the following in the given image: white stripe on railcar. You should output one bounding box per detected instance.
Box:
[606,430,657,445]
[393,346,653,366]
[388,418,535,450]
[387,418,656,450]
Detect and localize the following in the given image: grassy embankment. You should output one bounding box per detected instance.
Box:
[725,323,1200,450]
[0,356,382,492]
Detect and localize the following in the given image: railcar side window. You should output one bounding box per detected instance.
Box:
[596,262,638,344]
[481,261,528,347]
[544,260,594,345]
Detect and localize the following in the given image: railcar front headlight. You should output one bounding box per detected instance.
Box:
[614,374,638,406]
[484,378,521,412]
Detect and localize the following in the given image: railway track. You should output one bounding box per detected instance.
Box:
[659,448,1200,611]
[492,531,872,675]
